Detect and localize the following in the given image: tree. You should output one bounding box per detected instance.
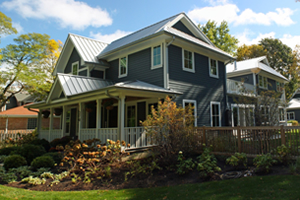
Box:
[0,33,51,110]
[198,20,239,55]
[237,44,267,61]
[0,11,17,42]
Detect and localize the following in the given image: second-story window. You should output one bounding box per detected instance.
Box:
[72,61,79,75]
[152,45,162,69]
[209,58,219,78]
[258,75,268,89]
[182,49,195,73]
[119,56,127,78]
[276,82,284,92]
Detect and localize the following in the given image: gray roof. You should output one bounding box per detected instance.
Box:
[69,33,108,64]
[14,93,32,102]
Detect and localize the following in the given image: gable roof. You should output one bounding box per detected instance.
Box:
[0,104,38,117]
[226,56,288,82]
[287,98,300,110]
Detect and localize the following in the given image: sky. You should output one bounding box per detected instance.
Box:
[0,0,300,51]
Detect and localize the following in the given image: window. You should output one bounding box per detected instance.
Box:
[279,108,285,121]
[258,75,268,89]
[127,105,136,127]
[261,106,270,124]
[231,104,255,127]
[151,45,162,69]
[182,49,194,72]
[287,112,295,120]
[183,100,197,127]
[72,61,79,75]
[119,56,127,78]
[210,102,221,127]
[276,82,284,92]
[209,58,219,78]
[27,118,37,129]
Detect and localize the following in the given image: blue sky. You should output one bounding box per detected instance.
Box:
[1,0,300,50]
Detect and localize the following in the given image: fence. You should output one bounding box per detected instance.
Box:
[0,129,34,142]
[196,126,300,156]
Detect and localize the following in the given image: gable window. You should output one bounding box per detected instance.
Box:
[210,102,221,127]
[287,112,295,120]
[276,82,284,92]
[72,61,79,75]
[183,99,197,127]
[209,58,219,78]
[119,56,127,78]
[152,45,162,69]
[27,118,37,129]
[182,49,194,73]
[258,75,268,89]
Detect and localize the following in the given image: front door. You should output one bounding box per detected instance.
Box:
[70,108,77,139]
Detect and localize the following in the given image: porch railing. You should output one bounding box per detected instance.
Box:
[124,127,152,148]
[98,128,118,143]
[50,129,62,141]
[227,79,256,95]
[39,130,49,140]
[80,128,97,141]
[0,130,34,142]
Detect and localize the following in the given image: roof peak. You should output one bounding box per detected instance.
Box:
[68,33,109,44]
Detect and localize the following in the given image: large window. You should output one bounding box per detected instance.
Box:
[231,105,255,127]
[127,105,136,127]
[209,58,219,78]
[279,108,285,121]
[72,61,79,75]
[258,75,268,89]
[183,99,197,127]
[276,82,284,92]
[182,49,194,72]
[210,102,221,127]
[119,56,127,78]
[287,112,295,120]
[27,118,37,129]
[152,45,162,69]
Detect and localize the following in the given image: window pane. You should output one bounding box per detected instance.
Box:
[153,46,161,66]
[72,64,78,75]
[27,118,37,129]
[263,77,267,88]
[120,57,127,75]
[184,50,193,70]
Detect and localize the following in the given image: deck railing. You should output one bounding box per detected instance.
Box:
[227,79,256,95]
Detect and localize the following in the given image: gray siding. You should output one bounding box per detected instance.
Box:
[168,44,226,126]
[172,21,195,37]
[90,70,104,79]
[78,69,87,76]
[287,109,300,122]
[228,74,253,85]
[268,78,276,91]
[64,48,82,73]
[106,48,164,87]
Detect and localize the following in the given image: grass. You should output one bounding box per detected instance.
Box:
[0,175,300,200]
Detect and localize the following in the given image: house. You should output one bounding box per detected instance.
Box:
[26,12,234,147]
[286,89,300,123]
[226,56,288,127]
[1,93,35,112]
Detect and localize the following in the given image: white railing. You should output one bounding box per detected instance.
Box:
[80,128,97,141]
[98,128,118,143]
[0,130,34,142]
[227,79,256,95]
[39,130,49,140]
[124,127,152,148]
[50,129,63,141]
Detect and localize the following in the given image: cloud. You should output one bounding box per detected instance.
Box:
[2,0,113,30]
[187,0,295,26]
[280,34,300,49]
[12,22,23,33]
[90,30,132,43]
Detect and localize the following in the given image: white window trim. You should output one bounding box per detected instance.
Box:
[151,44,163,70]
[258,75,268,89]
[71,61,79,75]
[209,58,219,79]
[278,106,285,122]
[182,49,195,73]
[231,104,255,127]
[287,112,295,120]
[118,56,128,78]
[183,99,197,127]
[210,101,221,127]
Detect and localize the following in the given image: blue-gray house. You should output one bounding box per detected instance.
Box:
[27,12,234,147]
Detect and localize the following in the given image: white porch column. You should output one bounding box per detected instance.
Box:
[118,95,125,142]
[49,108,53,141]
[61,106,67,137]
[96,99,102,138]
[37,111,42,137]
[78,103,83,140]
[5,117,8,134]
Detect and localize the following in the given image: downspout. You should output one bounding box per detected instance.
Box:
[224,59,234,126]
[165,36,175,89]
[27,108,39,113]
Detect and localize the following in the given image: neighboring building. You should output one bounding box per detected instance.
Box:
[226,56,288,127]
[1,93,35,112]
[27,12,234,146]
[287,89,300,123]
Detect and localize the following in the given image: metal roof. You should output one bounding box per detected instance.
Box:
[69,33,108,64]
[287,98,300,110]
[226,56,288,81]
[57,73,114,96]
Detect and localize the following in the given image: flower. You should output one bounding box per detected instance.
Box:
[179,151,182,154]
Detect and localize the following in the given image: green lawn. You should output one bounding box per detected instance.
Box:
[0,175,300,200]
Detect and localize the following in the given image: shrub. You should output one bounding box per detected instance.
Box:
[196,145,221,178]
[254,153,277,173]
[50,136,72,148]
[29,139,50,152]
[3,155,27,170]
[16,129,38,146]
[176,151,195,175]
[43,152,63,164]
[275,144,290,164]
[226,153,247,168]
[0,155,7,163]
[12,144,46,164]
[287,120,298,126]
[289,158,300,174]
[21,176,46,185]
[0,146,21,156]
[8,166,32,179]
[31,156,55,170]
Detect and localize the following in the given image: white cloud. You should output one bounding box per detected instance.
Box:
[90,30,132,43]
[2,0,113,30]
[280,34,300,49]
[12,22,23,33]
[187,0,295,26]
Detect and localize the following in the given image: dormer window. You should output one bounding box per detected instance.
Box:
[119,56,127,78]
[209,58,219,78]
[72,61,79,75]
[182,49,194,73]
[151,45,162,69]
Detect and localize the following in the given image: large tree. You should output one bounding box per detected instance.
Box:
[0,11,17,42]
[237,44,267,61]
[0,33,52,109]
[198,20,239,55]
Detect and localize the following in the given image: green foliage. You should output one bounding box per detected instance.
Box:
[29,138,50,152]
[0,166,17,183]
[275,144,290,164]
[12,144,46,164]
[196,146,221,178]
[3,154,27,170]
[43,152,63,164]
[289,158,300,174]
[288,120,299,126]
[30,167,50,177]
[0,11,17,43]
[21,176,46,185]
[253,153,277,173]
[176,151,195,175]
[0,155,7,163]
[0,146,21,156]
[31,156,55,170]
[237,44,267,61]
[226,153,247,168]
[50,136,72,148]
[16,130,38,146]
[8,166,32,179]
[198,20,238,55]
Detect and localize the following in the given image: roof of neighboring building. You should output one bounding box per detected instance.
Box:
[0,103,38,117]
[226,56,288,81]
[287,98,300,110]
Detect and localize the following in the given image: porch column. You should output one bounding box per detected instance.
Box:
[78,102,83,141]
[118,95,125,142]
[96,99,102,138]
[61,105,67,137]
[49,107,54,141]
[37,111,42,137]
